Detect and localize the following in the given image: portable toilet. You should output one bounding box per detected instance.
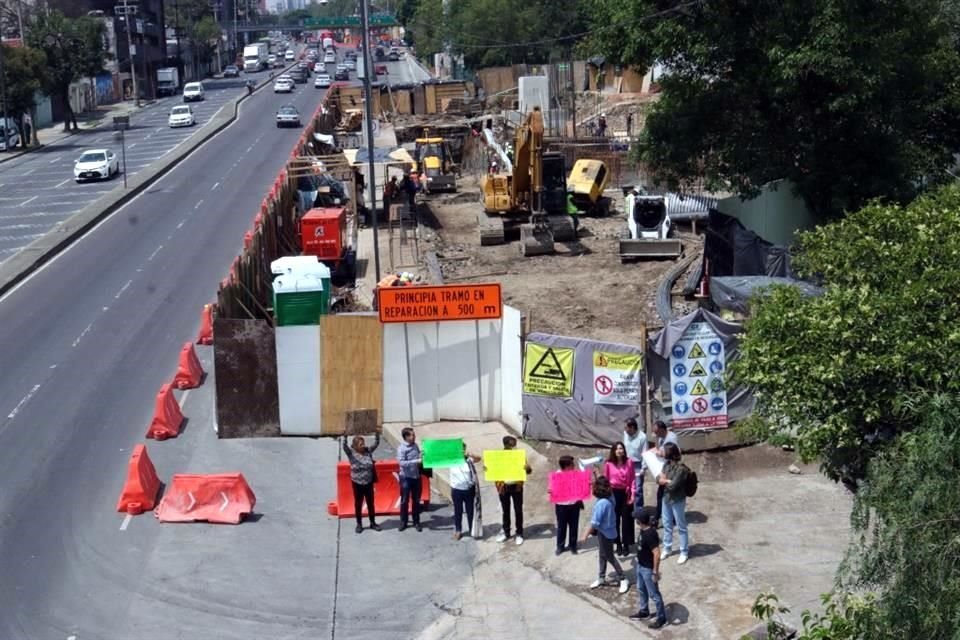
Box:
[272,273,329,325]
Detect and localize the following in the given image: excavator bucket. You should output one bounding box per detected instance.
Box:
[618,238,683,261]
[519,219,555,256]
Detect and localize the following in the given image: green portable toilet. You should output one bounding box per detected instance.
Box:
[271,257,333,325]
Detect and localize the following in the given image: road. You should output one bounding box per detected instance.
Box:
[0,54,475,639]
[0,77,255,264]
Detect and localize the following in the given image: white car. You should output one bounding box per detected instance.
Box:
[0,127,20,151]
[74,149,119,182]
[313,62,324,73]
[168,105,195,128]
[273,77,294,93]
[344,59,356,70]
[314,73,331,88]
[267,54,277,66]
[284,50,295,61]
[182,82,204,102]
[323,51,336,64]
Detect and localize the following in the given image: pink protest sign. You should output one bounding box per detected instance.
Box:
[548,470,592,504]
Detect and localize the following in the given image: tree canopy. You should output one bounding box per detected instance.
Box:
[584,0,960,218]
[0,44,48,147]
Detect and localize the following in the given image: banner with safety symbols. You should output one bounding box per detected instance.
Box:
[523,342,575,398]
[668,322,728,429]
[592,350,643,406]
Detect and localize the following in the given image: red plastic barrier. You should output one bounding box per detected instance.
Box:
[155,473,256,524]
[145,383,183,440]
[327,460,430,518]
[196,304,214,345]
[116,444,161,515]
[172,342,204,390]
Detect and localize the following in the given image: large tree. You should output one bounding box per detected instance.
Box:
[0,44,48,147]
[26,10,108,132]
[585,0,960,218]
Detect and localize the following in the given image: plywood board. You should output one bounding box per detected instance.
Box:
[213,318,280,438]
[320,315,383,435]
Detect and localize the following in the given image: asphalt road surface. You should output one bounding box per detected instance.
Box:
[0,58,475,638]
[0,77,250,264]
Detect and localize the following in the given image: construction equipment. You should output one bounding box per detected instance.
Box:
[480,107,575,256]
[567,159,612,216]
[413,135,458,193]
[618,190,683,261]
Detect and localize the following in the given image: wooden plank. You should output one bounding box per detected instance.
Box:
[320,315,383,435]
[344,409,380,435]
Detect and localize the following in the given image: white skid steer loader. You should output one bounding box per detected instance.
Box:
[618,190,683,261]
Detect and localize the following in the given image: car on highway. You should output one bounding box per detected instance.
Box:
[273,77,294,93]
[267,54,277,67]
[167,105,195,127]
[374,64,388,76]
[223,64,240,78]
[284,50,295,61]
[182,82,205,102]
[324,50,336,64]
[289,67,308,83]
[344,58,356,70]
[276,105,301,128]
[73,149,119,182]
[334,68,349,81]
[314,73,331,88]
[387,49,400,61]
[313,62,324,73]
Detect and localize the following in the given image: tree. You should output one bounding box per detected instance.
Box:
[26,10,108,132]
[731,184,960,485]
[584,0,960,218]
[0,44,48,147]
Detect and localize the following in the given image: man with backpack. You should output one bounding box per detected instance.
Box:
[656,442,695,565]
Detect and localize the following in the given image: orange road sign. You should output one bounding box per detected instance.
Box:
[377,283,502,323]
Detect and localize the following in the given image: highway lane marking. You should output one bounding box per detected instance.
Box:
[19,195,37,207]
[128,143,137,149]
[147,245,163,261]
[0,232,43,242]
[0,223,51,231]
[194,199,204,210]
[211,181,220,191]
[54,178,71,188]
[48,157,60,164]
[7,383,41,420]
[114,279,133,299]
[180,389,191,408]
[72,322,93,347]
[176,221,184,229]
[119,514,132,531]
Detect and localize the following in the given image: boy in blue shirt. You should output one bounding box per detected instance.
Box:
[582,476,629,594]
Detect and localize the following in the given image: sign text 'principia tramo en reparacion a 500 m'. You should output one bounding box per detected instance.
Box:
[377,284,503,323]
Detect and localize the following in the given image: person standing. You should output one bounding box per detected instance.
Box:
[626,112,634,138]
[397,427,423,532]
[448,442,480,540]
[657,443,690,564]
[604,442,636,556]
[623,418,647,512]
[597,114,608,137]
[630,509,667,629]
[495,435,532,545]
[653,420,680,521]
[551,455,581,555]
[583,476,629,594]
[342,433,383,534]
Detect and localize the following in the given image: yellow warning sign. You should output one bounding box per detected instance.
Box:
[523,343,575,397]
[688,342,706,359]
[690,361,707,377]
[690,379,709,396]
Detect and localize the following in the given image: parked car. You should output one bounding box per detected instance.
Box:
[168,105,195,127]
[276,105,301,128]
[73,149,119,182]
[387,50,400,61]
[182,82,205,102]
[273,77,294,93]
[314,73,331,88]
[223,64,240,78]
[0,127,21,151]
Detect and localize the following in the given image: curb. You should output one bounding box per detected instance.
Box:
[0,72,282,298]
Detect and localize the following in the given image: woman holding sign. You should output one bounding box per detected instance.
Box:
[342,434,382,534]
[604,442,636,556]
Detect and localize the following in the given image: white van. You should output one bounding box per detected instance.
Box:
[323,50,336,64]
[182,82,205,102]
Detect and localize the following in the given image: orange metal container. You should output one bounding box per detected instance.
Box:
[300,207,346,263]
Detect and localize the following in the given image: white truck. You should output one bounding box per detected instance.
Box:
[156,67,180,97]
[243,43,269,72]
[322,36,334,51]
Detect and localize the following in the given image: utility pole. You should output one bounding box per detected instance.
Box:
[119,0,140,107]
[359,0,381,282]
[233,0,238,64]
[174,0,183,74]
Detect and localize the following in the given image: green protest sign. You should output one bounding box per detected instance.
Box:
[422,438,465,469]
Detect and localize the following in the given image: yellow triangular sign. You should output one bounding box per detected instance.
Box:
[688,342,706,359]
[690,361,707,377]
[690,379,709,396]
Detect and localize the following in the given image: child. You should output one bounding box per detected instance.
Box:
[552,455,581,555]
[582,476,629,594]
[631,509,667,629]
[495,435,532,545]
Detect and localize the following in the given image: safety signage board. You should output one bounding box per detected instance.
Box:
[592,350,642,405]
[377,283,502,323]
[523,342,574,398]
[669,322,728,429]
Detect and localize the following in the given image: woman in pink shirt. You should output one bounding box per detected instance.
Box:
[604,442,636,556]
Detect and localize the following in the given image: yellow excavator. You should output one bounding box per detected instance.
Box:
[413,134,458,193]
[479,106,575,255]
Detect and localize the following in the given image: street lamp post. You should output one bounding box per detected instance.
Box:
[118,0,140,107]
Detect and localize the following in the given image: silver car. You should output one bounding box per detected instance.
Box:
[276,105,301,128]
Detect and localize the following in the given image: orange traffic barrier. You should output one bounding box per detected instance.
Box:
[155,473,256,524]
[327,460,431,518]
[116,444,161,515]
[145,383,183,440]
[196,303,214,345]
[172,342,204,390]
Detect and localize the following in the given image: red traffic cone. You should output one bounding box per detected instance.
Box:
[172,342,204,390]
[196,304,214,345]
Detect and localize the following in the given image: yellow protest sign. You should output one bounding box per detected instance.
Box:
[483,449,528,482]
[523,342,575,397]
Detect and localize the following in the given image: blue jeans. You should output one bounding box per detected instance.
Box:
[399,476,422,526]
[661,495,688,555]
[636,565,666,622]
[452,487,475,533]
[633,472,645,508]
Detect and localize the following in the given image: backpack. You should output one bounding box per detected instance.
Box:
[681,464,699,498]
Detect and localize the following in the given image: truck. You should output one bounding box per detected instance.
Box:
[243,43,268,72]
[156,67,180,97]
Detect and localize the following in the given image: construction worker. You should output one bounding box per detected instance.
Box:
[567,191,581,234]
[383,176,399,203]
[598,114,608,137]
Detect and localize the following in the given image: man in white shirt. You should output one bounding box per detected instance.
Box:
[653,420,680,525]
[623,418,648,511]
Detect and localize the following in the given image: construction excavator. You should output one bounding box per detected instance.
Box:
[479,107,575,256]
[618,188,683,261]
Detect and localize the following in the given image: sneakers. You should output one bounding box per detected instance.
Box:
[649,618,667,630]
[589,579,606,589]
[677,553,688,565]
[515,535,524,546]
[355,524,363,534]
[629,610,650,620]
[496,532,508,543]
[660,548,672,561]
[618,578,629,594]
[454,532,463,541]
